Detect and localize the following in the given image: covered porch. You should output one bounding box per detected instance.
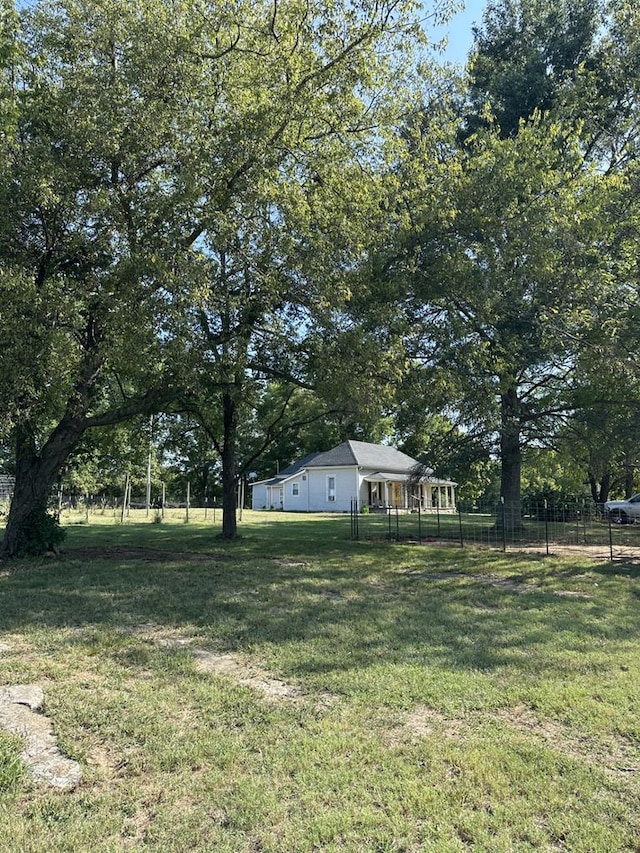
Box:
[363,473,456,512]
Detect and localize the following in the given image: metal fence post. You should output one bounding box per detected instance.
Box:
[350,499,359,540]
[544,499,549,556]
[347,496,632,557]
[609,513,613,561]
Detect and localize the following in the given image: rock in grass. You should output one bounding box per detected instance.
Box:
[0,684,82,790]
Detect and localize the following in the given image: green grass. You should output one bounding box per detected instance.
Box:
[1,510,639,851]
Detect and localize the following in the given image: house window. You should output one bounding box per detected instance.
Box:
[292,482,299,496]
[327,476,336,502]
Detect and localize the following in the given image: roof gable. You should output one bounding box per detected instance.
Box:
[306,440,420,471]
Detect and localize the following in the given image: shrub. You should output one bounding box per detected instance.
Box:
[14,501,67,556]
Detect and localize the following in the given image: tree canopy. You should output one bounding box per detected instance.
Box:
[0,0,435,553]
[4,0,640,555]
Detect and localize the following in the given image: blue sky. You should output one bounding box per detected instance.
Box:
[430,0,488,66]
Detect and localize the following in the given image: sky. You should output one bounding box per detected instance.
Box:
[430,0,489,66]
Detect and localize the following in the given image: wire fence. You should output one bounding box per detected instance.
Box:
[3,490,640,561]
[50,490,225,524]
[350,500,640,561]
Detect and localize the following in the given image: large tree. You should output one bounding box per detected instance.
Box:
[372,0,640,530]
[384,102,606,531]
[1,0,439,553]
[150,0,433,538]
[0,0,199,556]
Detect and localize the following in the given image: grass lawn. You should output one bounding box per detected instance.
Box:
[1,510,639,851]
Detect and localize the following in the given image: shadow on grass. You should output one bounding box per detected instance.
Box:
[1,519,638,686]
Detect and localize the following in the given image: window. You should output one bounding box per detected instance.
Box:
[292,482,299,496]
[327,476,336,501]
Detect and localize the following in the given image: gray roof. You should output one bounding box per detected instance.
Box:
[251,452,322,486]
[279,452,322,476]
[252,442,438,489]
[305,440,420,472]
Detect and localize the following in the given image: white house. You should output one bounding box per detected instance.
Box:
[251,440,456,513]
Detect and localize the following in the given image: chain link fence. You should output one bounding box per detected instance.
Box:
[350,500,640,560]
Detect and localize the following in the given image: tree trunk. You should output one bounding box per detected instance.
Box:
[624,465,634,499]
[589,472,611,505]
[496,386,523,535]
[2,382,170,557]
[1,418,85,558]
[220,389,238,539]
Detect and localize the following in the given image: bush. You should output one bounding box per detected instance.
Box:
[14,501,67,556]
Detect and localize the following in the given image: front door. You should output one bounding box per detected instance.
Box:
[391,482,402,507]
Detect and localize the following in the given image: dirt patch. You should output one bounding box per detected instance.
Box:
[0,684,82,790]
[404,705,469,740]
[190,649,305,701]
[52,626,335,708]
[388,703,638,783]
[154,639,338,708]
[497,704,639,778]
[384,705,472,746]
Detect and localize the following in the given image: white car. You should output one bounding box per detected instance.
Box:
[604,494,640,523]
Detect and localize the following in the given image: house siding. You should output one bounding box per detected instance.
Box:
[251,484,268,510]
[307,467,358,512]
[284,476,309,511]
